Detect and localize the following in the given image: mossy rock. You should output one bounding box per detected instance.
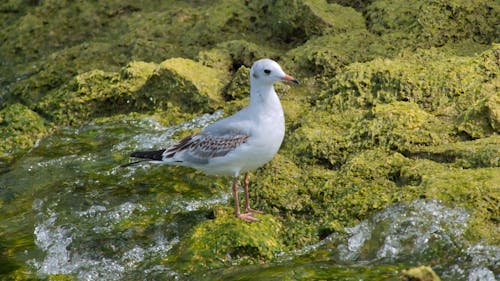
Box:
[366,0,500,48]
[172,207,284,272]
[486,91,500,131]
[36,58,226,125]
[401,159,500,243]
[150,58,226,111]
[0,103,48,162]
[287,109,366,167]
[198,40,275,73]
[289,101,452,166]
[224,65,250,100]
[251,0,365,44]
[410,135,500,169]
[401,265,441,281]
[286,30,393,77]
[10,42,128,107]
[455,95,497,139]
[318,46,500,134]
[367,101,453,153]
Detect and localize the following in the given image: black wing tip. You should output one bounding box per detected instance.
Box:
[130,149,166,161]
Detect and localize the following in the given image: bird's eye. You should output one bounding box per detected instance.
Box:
[264,69,271,75]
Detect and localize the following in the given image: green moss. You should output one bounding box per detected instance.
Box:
[224,65,250,100]
[317,46,500,142]
[286,30,395,77]
[366,0,500,48]
[368,102,453,152]
[251,0,365,44]
[0,103,48,162]
[402,160,500,243]
[172,206,284,272]
[486,90,500,132]
[158,58,225,107]
[410,136,500,168]
[401,265,441,281]
[36,58,226,126]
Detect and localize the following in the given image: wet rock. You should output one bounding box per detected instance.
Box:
[401,160,500,243]
[366,0,499,48]
[251,0,365,44]
[410,136,500,169]
[0,103,48,162]
[401,265,441,281]
[486,90,500,132]
[224,65,250,100]
[198,40,274,73]
[286,30,392,77]
[316,46,500,140]
[172,206,284,271]
[36,58,226,126]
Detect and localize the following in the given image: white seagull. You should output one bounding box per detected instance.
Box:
[128,58,299,222]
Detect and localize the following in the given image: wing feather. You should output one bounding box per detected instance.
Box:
[164,133,249,163]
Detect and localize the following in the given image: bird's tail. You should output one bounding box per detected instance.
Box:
[130,149,166,160]
[120,149,166,168]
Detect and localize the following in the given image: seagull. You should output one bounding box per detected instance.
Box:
[128,58,299,222]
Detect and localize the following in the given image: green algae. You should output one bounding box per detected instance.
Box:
[410,135,500,169]
[36,58,226,126]
[400,160,500,243]
[0,103,48,163]
[319,46,499,114]
[286,30,393,76]
[172,206,284,272]
[1,0,499,279]
[251,0,365,45]
[402,265,441,281]
[366,0,500,48]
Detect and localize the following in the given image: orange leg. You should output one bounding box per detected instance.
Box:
[232,176,259,222]
[243,172,265,214]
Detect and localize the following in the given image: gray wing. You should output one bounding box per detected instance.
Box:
[164,133,249,164]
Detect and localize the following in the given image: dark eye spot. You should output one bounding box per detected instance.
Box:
[264,69,271,75]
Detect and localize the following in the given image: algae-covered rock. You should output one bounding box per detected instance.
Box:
[10,42,129,107]
[0,103,48,162]
[198,40,274,73]
[401,160,500,243]
[486,91,500,132]
[152,58,226,110]
[287,109,364,167]
[289,101,452,166]
[410,136,500,169]
[401,265,441,281]
[36,58,226,125]
[367,102,452,152]
[320,46,499,113]
[317,46,500,141]
[455,96,497,139]
[366,0,500,48]
[173,207,284,271]
[251,0,365,44]
[286,30,392,76]
[224,65,250,100]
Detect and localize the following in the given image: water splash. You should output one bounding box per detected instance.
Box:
[30,200,181,280]
[337,199,470,261]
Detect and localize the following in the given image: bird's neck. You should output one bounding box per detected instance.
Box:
[248,82,281,111]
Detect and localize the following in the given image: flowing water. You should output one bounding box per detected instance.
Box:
[0,113,498,280]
